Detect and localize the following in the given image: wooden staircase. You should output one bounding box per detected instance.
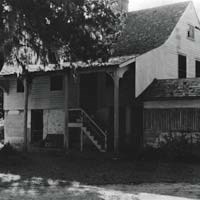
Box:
[69,108,107,152]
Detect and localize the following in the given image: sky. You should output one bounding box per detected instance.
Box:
[129,0,200,17]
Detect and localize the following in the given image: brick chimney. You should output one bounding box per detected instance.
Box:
[118,0,129,12]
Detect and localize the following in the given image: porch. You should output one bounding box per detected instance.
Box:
[0,58,141,153]
[65,62,138,153]
[28,62,138,153]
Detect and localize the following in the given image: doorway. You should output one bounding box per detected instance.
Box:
[80,73,98,114]
[31,110,43,144]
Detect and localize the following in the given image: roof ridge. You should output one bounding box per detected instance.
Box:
[128,1,190,14]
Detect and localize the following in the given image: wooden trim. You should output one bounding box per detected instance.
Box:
[119,58,136,68]
[142,96,200,101]
[114,75,120,153]
[64,72,69,150]
[78,66,117,75]
[80,129,83,152]
[23,77,28,151]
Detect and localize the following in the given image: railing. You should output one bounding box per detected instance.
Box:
[69,108,107,151]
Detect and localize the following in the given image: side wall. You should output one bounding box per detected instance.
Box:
[4,73,79,110]
[4,72,79,149]
[143,99,200,147]
[135,3,200,97]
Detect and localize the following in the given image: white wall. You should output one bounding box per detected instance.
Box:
[3,72,79,148]
[135,2,200,97]
[4,108,65,148]
[4,110,31,149]
[43,109,64,138]
[4,73,79,110]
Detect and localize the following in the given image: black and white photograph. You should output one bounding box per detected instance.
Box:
[0,0,199,199]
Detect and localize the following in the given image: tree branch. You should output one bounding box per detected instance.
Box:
[15,55,28,74]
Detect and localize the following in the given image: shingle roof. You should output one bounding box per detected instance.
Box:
[0,54,137,75]
[141,78,200,100]
[0,2,190,76]
[113,1,190,56]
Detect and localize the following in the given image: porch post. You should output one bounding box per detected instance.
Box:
[64,72,69,150]
[80,129,83,152]
[23,76,28,152]
[114,74,120,154]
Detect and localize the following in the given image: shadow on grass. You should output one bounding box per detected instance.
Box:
[0,150,199,199]
[0,172,199,200]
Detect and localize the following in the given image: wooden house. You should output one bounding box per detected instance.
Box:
[0,1,200,152]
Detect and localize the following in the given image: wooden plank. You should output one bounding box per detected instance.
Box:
[80,129,83,152]
[114,75,119,153]
[68,123,83,127]
[64,72,69,150]
[144,108,200,134]
[23,77,28,152]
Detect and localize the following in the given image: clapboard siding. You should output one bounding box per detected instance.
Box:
[144,108,200,132]
[135,3,200,97]
[4,73,79,110]
[143,108,200,146]
[4,77,25,110]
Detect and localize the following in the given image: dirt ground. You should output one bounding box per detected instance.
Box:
[0,152,200,199]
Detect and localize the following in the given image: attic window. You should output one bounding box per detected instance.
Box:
[17,79,24,93]
[50,75,63,91]
[187,25,195,40]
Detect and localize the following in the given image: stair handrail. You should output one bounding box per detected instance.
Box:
[69,108,107,150]
[69,108,107,138]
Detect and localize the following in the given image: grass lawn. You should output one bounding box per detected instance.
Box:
[0,151,199,199]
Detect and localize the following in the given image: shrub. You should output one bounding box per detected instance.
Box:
[140,132,200,162]
[0,143,18,156]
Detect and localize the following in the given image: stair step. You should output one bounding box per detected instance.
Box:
[69,109,107,153]
[81,127,105,151]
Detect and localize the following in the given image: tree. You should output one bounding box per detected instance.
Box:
[0,0,123,151]
[0,0,122,65]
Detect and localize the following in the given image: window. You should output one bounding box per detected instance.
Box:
[178,54,187,78]
[50,75,63,91]
[187,25,195,40]
[196,60,200,77]
[17,79,24,93]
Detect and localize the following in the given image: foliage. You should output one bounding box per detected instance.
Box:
[140,133,200,162]
[159,133,192,160]
[0,143,18,155]
[0,0,123,71]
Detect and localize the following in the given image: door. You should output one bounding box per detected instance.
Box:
[31,110,43,143]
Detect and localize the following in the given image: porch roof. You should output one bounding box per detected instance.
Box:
[140,78,200,101]
[0,54,137,76]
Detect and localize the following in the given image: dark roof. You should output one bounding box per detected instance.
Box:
[113,1,190,56]
[0,55,137,75]
[141,78,200,100]
[0,2,190,76]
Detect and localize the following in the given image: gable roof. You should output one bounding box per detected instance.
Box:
[0,1,190,76]
[113,1,190,56]
[141,78,200,101]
